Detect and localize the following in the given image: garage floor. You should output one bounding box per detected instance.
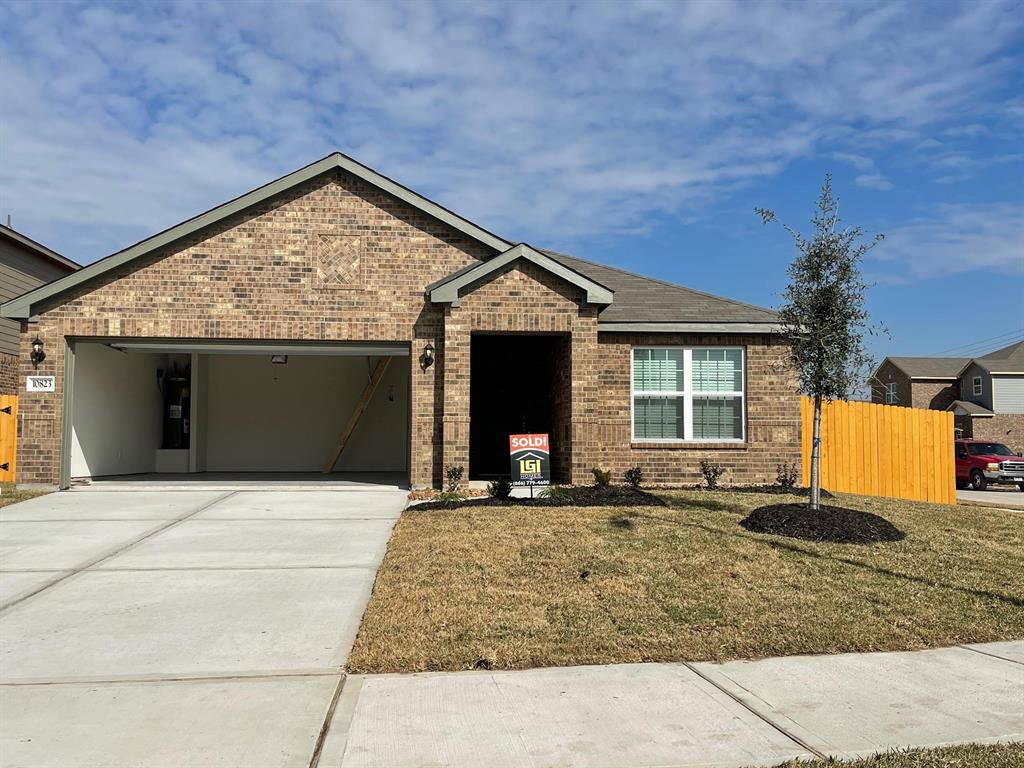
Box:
[0,488,407,768]
[76,471,408,491]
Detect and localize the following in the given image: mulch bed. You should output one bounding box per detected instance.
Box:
[651,484,834,497]
[411,485,667,510]
[739,503,906,545]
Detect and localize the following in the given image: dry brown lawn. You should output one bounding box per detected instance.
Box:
[0,482,48,508]
[347,489,1024,674]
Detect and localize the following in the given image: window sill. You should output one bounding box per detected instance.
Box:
[631,441,748,450]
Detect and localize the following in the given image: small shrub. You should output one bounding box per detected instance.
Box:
[776,462,799,489]
[538,484,571,501]
[444,465,464,494]
[591,467,612,488]
[623,466,645,488]
[699,459,726,490]
[487,479,512,500]
[435,489,464,508]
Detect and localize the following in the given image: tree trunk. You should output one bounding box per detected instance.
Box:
[809,394,822,510]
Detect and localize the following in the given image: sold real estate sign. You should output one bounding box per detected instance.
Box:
[509,433,550,487]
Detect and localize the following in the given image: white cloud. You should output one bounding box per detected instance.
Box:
[873,203,1024,279]
[0,1,1021,261]
[855,174,894,191]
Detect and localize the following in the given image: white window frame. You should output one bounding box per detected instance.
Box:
[630,346,745,443]
[884,381,897,404]
[972,376,982,397]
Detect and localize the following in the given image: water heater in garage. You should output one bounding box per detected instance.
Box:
[161,363,191,450]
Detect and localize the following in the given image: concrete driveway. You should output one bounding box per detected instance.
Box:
[0,488,406,768]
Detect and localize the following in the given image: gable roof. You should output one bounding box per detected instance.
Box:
[427,244,613,307]
[971,340,1024,374]
[947,399,994,416]
[882,356,970,380]
[0,225,80,272]
[1,152,511,320]
[1,152,780,332]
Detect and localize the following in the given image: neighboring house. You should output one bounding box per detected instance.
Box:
[0,153,799,489]
[871,357,967,410]
[0,225,79,394]
[873,340,1024,452]
[951,341,1024,450]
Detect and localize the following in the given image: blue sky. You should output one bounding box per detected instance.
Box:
[1,1,1022,361]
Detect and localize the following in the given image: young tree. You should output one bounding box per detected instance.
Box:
[756,175,883,510]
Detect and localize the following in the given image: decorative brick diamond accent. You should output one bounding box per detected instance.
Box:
[316,234,363,289]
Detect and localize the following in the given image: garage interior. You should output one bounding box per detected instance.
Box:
[68,341,410,485]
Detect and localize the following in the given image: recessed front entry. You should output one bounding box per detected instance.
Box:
[468,333,570,482]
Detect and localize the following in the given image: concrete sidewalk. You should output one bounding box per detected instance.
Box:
[321,642,1024,768]
[957,489,1024,508]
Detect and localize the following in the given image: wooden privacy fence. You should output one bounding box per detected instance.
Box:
[0,395,16,484]
[801,396,955,505]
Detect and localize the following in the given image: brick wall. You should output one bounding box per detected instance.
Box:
[872,361,910,406]
[0,352,17,396]
[872,363,959,411]
[16,169,800,488]
[442,261,594,484]
[962,414,1024,455]
[589,333,801,486]
[910,379,959,410]
[18,171,492,486]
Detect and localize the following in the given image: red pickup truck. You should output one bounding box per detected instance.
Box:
[955,439,1024,491]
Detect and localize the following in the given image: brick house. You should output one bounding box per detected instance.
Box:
[0,224,79,394]
[872,341,1024,453]
[871,357,967,411]
[1,153,800,489]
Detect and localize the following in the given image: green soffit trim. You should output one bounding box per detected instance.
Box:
[428,244,614,307]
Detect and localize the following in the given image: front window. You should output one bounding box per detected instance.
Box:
[966,443,1015,457]
[632,347,744,441]
[973,376,983,396]
[884,381,897,404]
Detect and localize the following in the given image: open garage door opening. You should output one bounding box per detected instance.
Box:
[67,340,410,488]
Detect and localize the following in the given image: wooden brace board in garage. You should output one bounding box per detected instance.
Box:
[322,358,391,474]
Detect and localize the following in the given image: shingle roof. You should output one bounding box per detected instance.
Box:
[947,399,994,416]
[973,340,1024,373]
[885,357,970,379]
[540,250,779,325]
[1,151,778,328]
[0,225,80,271]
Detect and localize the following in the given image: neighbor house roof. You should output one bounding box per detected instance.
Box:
[0,224,80,272]
[881,357,970,380]
[969,340,1024,374]
[947,399,994,417]
[1,152,780,332]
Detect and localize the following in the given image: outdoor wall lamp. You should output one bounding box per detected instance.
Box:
[422,342,435,369]
[30,337,46,368]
